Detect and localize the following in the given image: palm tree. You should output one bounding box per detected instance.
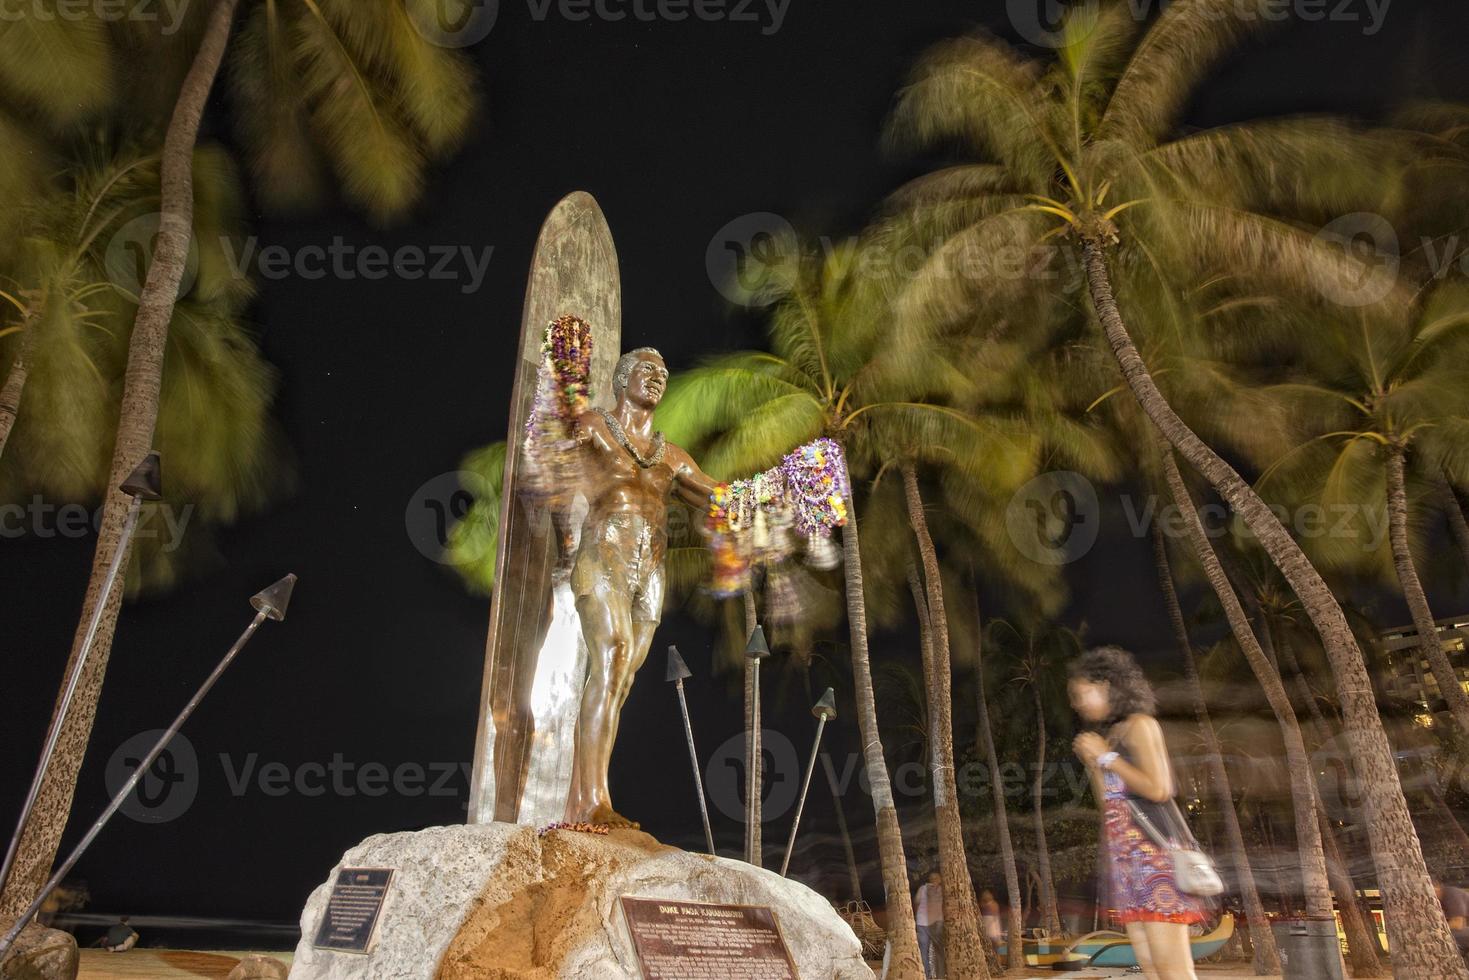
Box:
[884,3,1463,966]
[0,1,478,920]
[1258,283,1469,736]
[658,238,988,977]
[987,617,1079,939]
[1150,525,1282,973]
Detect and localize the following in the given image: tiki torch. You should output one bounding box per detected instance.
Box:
[0,451,161,900]
[666,646,716,856]
[0,573,297,964]
[780,687,837,877]
[744,624,770,866]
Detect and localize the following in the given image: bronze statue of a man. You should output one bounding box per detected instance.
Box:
[559,347,716,828]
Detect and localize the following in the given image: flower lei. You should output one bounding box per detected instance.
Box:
[523,314,593,499]
[538,821,611,837]
[705,438,851,596]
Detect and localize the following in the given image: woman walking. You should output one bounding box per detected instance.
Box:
[1069,646,1208,980]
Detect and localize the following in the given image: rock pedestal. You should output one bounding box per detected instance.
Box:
[288,823,872,980]
[0,925,77,980]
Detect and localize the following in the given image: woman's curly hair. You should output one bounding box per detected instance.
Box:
[1068,645,1156,721]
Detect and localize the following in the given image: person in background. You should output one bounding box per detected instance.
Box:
[103,916,138,952]
[1433,878,1469,952]
[914,870,944,978]
[978,888,1004,944]
[1070,646,1207,980]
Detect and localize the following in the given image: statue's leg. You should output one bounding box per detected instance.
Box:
[567,587,633,823]
[602,617,659,777]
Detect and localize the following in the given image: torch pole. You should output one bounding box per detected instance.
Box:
[0,494,145,901]
[0,571,294,964]
[675,678,716,856]
[780,714,829,877]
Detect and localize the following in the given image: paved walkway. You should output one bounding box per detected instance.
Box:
[77,950,292,978]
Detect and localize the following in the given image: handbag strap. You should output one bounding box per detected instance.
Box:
[1125,799,1179,850]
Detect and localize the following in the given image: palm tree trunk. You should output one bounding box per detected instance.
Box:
[1440,478,1469,575]
[839,465,923,979]
[0,317,35,460]
[0,0,241,923]
[743,589,762,866]
[1317,800,1386,976]
[1029,685,1063,938]
[1150,524,1281,975]
[1387,445,1469,735]
[1271,629,1386,975]
[971,591,1026,970]
[1082,236,1467,977]
[900,464,989,979]
[1159,448,1335,921]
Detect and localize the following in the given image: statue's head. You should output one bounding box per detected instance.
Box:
[613,347,667,409]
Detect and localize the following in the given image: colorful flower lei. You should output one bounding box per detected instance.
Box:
[523,314,593,498]
[705,438,851,596]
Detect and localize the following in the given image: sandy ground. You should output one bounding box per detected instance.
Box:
[77,950,1273,979]
[77,950,292,978]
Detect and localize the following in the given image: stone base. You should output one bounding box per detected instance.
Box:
[288,823,872,980]
[0,925,78,980]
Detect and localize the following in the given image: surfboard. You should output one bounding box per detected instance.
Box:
[468,192,622,825]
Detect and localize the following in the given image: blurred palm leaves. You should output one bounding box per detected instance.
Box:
[1,3,482,590]
[227,0,477,221]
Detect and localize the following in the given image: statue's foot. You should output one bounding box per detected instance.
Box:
[585,802,640,830]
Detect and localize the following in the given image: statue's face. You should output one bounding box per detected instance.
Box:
[623,353,669,408]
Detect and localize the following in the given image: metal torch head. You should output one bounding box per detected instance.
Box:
[744,625,771,660]
[120,451,163,501]
[665,645,692,682]
[812,687,837,721]
[251,574,298,621]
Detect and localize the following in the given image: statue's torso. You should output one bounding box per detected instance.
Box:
[577,415,678,535]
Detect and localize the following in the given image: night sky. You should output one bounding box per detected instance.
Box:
[5,0,1469,940]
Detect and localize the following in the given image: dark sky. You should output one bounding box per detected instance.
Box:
[5,0,1469,938]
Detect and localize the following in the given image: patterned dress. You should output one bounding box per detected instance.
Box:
[1102,768,1207,925]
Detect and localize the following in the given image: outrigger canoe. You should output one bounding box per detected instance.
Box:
[997,914,1235,970]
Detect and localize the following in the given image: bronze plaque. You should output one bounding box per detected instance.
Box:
[311,867,393,953]
[619,897,798,980]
